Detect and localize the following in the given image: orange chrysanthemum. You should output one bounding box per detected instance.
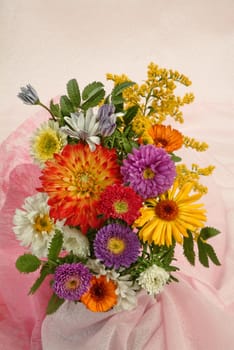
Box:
[145,124,183,152]
[40,143,121,233]
[81,275,117,312]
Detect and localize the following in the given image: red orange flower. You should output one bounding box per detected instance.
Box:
[39,143,121,233]
[97,184,143,224]
[81,275,117,312]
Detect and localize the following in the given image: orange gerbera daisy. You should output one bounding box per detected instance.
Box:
[81,275,117,312]
[39,143,121,233]
[145,124,183,153]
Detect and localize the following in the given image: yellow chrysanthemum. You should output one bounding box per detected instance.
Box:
[31,120,67,167]
[135,181,207,246]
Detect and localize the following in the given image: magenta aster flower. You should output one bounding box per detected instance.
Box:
[97,184,143,224]
[121,145,176,199]
[94,223,140,269]
[53,263,92,301]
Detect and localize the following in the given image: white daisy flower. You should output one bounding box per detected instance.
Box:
[13,192,63,258]
[137,265,169,295]
[62,226,90,258]
[61,109,100,151]
[30,119,67,167]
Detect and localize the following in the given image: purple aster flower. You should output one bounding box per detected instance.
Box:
[94,223,140,269]
[53,263,92,301]
[121,144,176,199]
[97,104,117,137]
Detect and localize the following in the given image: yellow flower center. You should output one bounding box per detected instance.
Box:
[143,168,155,179]
[113,200,128,214]
[155,200,179,221]
[35,130,61,160]
[33,214,54,234]
[107,237,125,255]
[65,277,80,290]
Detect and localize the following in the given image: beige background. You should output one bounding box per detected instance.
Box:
[0,0,234,144]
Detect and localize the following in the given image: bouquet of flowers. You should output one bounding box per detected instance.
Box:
[14,62,220,314]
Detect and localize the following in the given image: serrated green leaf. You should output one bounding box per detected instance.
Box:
[16,254,41,273]
[29,265,51,294]
[200,227,221,240]
[197,238,209,267]
[60,95,75,116]
[204,243,221,266]
[112,81,135,96]
[67,79,81,107]
[50,100,63,119]
[46,293,65,315]
[82,81,104,100]
[183,230,195,265]
[124,105,139,124]
[48,230,63,262]
[81,89,105,110]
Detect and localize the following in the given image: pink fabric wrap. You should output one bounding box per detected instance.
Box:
[0,105,234,349]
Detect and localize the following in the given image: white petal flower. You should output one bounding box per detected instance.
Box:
[13,192,63,258]
[30,120,67,167]
[62,226,90,258]
[61,109,100,151]
[113,274,138,311]
[137,265,169,295]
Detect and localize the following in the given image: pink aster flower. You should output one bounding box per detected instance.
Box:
[121,145,176,199]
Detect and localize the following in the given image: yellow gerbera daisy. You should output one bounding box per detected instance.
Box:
[135,181,207,246]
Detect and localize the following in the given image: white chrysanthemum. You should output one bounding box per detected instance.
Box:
[31,120,67,167]
[137,265,169,295]
[113,274,138,311]
[13,192,63,257]
[62,226,90,258]
[61,109,100,151]
[86,259,107,275]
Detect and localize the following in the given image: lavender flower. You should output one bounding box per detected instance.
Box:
[121,144,176,199]
[97,104,117,137]
[53,263,92,301]
[17,84,40,105]
[94,223,140,269]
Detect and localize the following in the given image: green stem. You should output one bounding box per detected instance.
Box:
[38,102,57,121]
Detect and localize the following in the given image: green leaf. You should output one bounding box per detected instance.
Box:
[82,81,104,100]
[67,79,81,107]
[16,254,41,273]
[29,265,51,294]
[81,89,105,110]
[60,95,75,116]
[111,95,124,105]
[204,242,221,266]
[50,100,63,119]
[48,230,63,262]
[112,81,135,97]
[197,238,209,267]
[200,227,221,240]
[183,230,195,265]
[170,153,182,163]
[123,105,139,124]
[46,293,65,315]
